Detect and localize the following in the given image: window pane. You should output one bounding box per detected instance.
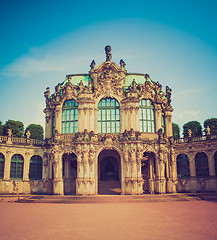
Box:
[98,98,120,133]
[139,99,155,133]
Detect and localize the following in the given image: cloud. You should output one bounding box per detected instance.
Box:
[175,87,209,97]
[176,109,200,120]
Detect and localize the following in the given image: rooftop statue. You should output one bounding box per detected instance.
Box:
[105,45,112,61]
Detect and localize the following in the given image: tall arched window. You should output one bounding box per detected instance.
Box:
[0,153,5,179]
[162,111,166,133]
[176,154,190,178]
[10,154,24,179]
[139,99,155,133]
[98,98,120,133]
[29,155,43,180]
[214,151,217,177]
[195,152,209,178]
[62,99,78,134]
[52,112,56,136]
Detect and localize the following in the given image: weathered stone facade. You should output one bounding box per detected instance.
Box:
[0,46,216,195]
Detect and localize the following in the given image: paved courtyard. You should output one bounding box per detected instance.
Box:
[0,198,217,240]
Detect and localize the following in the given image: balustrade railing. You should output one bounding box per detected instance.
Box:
[0,135,44,146]
[174,134,217,144]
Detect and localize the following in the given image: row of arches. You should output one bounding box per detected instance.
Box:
[0,153,42,180]
[176,151,217,178]
[61,149,157,195]
[57,98,164,134]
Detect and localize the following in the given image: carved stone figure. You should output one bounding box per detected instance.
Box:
[105,45,112,61]
[8,129,12,137]
[206,126,211,135]
[26,130,31,139]
[90,60,96,69]
[78,80,84,93]
[166,86,172,105]
[188,129,192,138]
[120,59,126,68]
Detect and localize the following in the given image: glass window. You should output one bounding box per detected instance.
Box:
[176,154,190,178]
[0,153,4,179]
[162,111,166,133]
[52,112,56,136]
[139,99,155,133]
[62,99,78,134]
[10,154,24,179]
[29,155,43,180]
[98,98,120,133]
[195,152,209,178]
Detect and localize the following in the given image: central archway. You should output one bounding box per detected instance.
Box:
[62,153,77,195]
[98,149,121,195]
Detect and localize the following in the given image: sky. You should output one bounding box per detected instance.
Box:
[0,0,217,136]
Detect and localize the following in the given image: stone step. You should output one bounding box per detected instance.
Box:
[0,193,210,204]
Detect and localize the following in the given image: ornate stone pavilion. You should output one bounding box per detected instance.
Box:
[0,46,217,195]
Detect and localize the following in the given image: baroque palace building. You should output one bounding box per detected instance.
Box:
[0,46,217,195]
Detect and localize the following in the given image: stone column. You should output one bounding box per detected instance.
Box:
[89,107,94,131]
[165,110,173,138]
[89,148,96,194]
[52,151,64,195]
[149,157,155,194]
[155,147,166,193]
[78,106,83,132]
[188,152,197,192]
[129,107,133,129]
[122,147,129,195]
[83,107,88,130]
[120,107,124,133]
[94,107,98,133]
[124,107,128,131]
[136,148,143,195]
[76,147,85,195]
[22,153,31,194]
[54,106,61,134]
[23,153,30,181]
[206,151,217,191]
[207,151,215,176]
[135,106,140,131]
[129,146,137,194]
[44,109,53,139]
[3,151,12,181]
[155,104,162,132]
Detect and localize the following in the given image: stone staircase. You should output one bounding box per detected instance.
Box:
[2,193,215,204]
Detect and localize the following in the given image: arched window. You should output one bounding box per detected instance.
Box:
[195,152,209,178]
[176,154,190,178]
[162,111,166,133]
[29,155,43,180]
[98,98,120,133]
[214,151,217,177]
[52,112,56,136]
[0,153,5,179]
[10,154,24,179]
[139,99,155,133]
[62,99,78,134]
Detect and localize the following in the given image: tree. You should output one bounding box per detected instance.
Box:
[204,118,217,135]
[3,120,24,138]
[183,121,202,138]
[0,121,3,136]
[25,124,44,140]
[172,123,180,139]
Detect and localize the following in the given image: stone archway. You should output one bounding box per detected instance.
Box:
[62,153,77,195]
[142,152,156,194]
[98,149,121,195]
